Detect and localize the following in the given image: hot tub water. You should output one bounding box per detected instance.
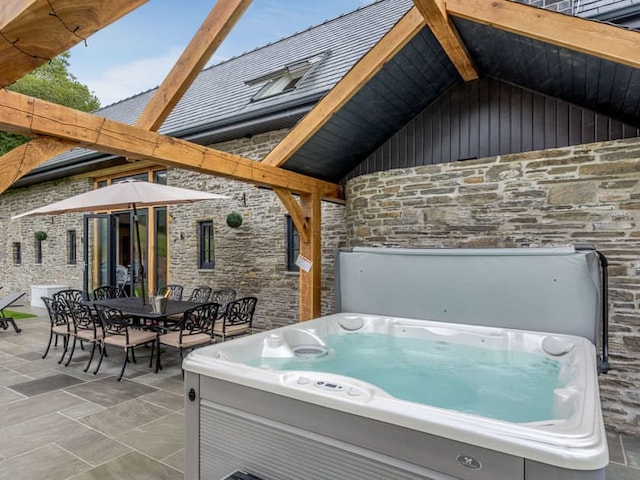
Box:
[249,333,562,423]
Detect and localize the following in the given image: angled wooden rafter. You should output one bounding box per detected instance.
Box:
[260,6,426,168]
[0,0,146,86]
[0,0,251,192]
[137,0,252,131]
[413,0,477,81]
[273,188,310,244]
[0,89,342,200]
[446,0,640,69]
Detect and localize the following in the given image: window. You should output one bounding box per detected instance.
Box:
[67,230,77,265]
[286,216,300,272]
[35,239,43,264]
[199,221,215,269]
[247,52,327,101]
[12,242,21,265]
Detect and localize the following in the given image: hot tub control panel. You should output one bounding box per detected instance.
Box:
[283,373,373,403]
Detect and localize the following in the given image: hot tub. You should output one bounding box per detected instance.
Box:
[184,313,607,480]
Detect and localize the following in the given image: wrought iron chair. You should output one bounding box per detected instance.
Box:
[210,288,236,320]
[156,302,220,375]
[214,296,257,342]
[65,301,104,371]
[93,285,127,300]
[187,286,212,303]
[94,304,158,381]
[53,289,87,309]
[41,297,71,363]
[156,284,183,301]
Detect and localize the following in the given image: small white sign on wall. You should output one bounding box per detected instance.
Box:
[295,254,312,272]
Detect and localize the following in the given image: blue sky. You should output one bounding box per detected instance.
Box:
[68,0,373,106]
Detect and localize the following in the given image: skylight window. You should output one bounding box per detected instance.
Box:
[246,52,328,101]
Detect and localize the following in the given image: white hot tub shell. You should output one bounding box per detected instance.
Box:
[183,246,608,480]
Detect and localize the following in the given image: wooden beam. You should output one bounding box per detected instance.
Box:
[137,0,252,131]
[413,0,477,81]
[0,0,251,191]
[273,188,309,243]
[298,192,322,321]
[0,1,38,30]
[446,0,640,70]
[260,6,426,168]
[0,89,342,200]
[0,0,146,86]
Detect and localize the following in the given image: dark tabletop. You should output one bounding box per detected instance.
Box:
[87,297,202,319]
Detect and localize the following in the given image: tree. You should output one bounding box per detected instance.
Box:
[0,52,100,155]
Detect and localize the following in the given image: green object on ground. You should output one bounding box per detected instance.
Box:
[3,310,36,319]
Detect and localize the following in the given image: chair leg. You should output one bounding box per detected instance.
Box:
[148,341,155,368]
[84,341,98,373]
[6,318,20,333]
[42,331,54,359]
[179,348,184,379]
[117,348,129,381]
[155,341,162,373]
[130,347,137,364]
[63,335,77,366]
[94,345,106,375]
[58,335,70,364]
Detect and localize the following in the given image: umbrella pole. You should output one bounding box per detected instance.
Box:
[133,204,147,304]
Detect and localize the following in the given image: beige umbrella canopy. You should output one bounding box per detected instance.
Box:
[13,179,230,301]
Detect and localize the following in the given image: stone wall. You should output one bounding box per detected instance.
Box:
[0,130,347,331]
[515,0,574,13]
[0,178,91,295]
[345,136,640,435]
[168,130,347,329]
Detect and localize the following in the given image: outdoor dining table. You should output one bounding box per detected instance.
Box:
[87,296,203,329]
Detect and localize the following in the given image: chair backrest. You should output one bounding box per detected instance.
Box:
[68,301,101,333]
[211,288,236,319]
[180,302,220,338]
[94,304,131,338]
[41,297,68,328]
[93,285,127,300]
[53,289,87,309]
[157,284,183,301]
[187,286,212,303]
[223,297,257,328]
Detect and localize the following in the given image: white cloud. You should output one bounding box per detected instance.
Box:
[88,47,183,106]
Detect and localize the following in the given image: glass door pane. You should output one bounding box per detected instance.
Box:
[83,214,116,295]
[155,207,168,291]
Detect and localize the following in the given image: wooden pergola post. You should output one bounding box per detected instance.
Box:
[298,192,322,321]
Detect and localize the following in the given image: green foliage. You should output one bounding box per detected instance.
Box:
[226,212,243,228]
[0,52,101,155]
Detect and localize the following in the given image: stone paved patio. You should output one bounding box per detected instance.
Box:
[0,304,638,479]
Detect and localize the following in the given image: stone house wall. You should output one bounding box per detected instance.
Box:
[515,0,574,13]
[345,136,640,435]
[0,130,347,331]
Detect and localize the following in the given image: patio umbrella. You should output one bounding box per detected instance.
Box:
[12,179,229,302]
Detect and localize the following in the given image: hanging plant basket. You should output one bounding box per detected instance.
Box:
[35,231,47,241]
[226,212,243,228]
